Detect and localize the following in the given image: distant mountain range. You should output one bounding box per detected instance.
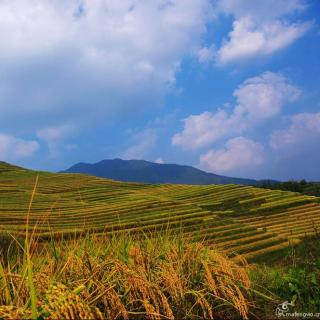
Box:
[62,158,269,185]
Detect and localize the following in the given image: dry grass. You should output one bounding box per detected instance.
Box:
[0,232,252,319]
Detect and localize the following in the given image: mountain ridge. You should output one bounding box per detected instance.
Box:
[62,158,267,185]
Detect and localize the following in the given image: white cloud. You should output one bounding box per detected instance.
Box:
[172,71,299,150]
[155,157,164,164]
[270,112,320,150]
[233,71,301,121]
[216,0,311,64]
[122,128,157,160]
[217,18,311,64]
[199,136,264,173]
[37,124,75,155]
[0,134,39,160]
[37,125,74,143]
[172,109,240,150]
[0,0,213,130]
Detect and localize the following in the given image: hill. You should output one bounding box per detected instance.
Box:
[0,160,320,262]
[62,158,260,185]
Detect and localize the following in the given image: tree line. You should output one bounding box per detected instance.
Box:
[259,180,320,197]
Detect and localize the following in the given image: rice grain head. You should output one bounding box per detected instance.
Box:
[42,283,103,319]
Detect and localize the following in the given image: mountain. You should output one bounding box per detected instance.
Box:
[62,158,260,185]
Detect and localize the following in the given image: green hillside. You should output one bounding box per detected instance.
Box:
[1,161,319,261]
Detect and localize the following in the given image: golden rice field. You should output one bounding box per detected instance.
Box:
[1,161,319,261]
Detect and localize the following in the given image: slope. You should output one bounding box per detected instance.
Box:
[0,161,319,262]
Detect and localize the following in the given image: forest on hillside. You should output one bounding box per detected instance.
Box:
[260,180,320,197]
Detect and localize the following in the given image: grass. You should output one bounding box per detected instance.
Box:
[0,161,320,318]
[250,235,320,316]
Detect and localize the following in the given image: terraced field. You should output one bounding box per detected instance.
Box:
[0,161,319,261]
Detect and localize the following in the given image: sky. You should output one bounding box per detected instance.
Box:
[0,0,319,181]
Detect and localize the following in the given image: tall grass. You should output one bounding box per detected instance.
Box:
[25,175,38,319]
[0,231,253,319]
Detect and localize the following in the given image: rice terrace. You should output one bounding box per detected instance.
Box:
[0,161,320,319]
[0,162,319,258]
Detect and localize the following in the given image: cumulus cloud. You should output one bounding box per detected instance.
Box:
[270,112,320,150]
[217,18,311,64]
[172,71,299,150]
[199,136,264,173]
[0,0,213,130]
[172,109,240,150]
[0,134,39,161]
[37,124,75,156]
[216,0,311,64]
[233,71,301,121]
[122,128,158,160]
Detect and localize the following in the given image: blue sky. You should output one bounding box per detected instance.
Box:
[0,0,319,181]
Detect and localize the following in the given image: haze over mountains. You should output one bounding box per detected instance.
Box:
[62,159,266,185]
